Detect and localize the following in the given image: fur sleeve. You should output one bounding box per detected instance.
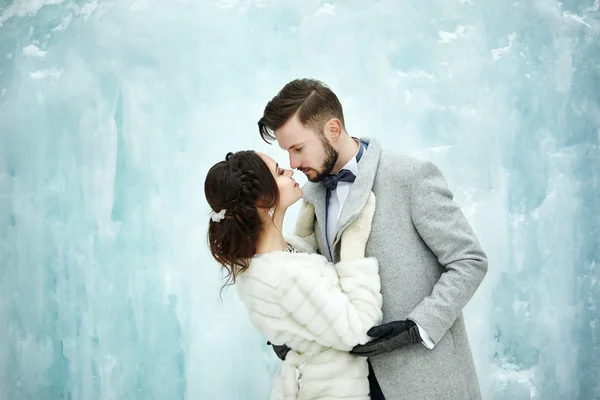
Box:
[277,256,383,351]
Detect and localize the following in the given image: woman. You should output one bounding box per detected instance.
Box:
[204,150,382,399]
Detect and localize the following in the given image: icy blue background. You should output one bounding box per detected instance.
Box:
[1,0,599,399]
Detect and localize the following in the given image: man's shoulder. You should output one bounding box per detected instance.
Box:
[379,149,437,182]
[380,149,426,167]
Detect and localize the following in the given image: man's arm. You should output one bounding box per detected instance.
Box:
[351,160,487,356]
[406,161,488,344]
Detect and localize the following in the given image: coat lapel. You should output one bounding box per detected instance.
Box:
[332,138,381,255]
[299,180,330,260]
[300,137,382,261]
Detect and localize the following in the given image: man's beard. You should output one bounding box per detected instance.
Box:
[307,137,339,183]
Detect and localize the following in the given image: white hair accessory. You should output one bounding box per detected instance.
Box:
[211,209,227,222]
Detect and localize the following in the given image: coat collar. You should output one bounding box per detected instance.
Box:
[301,137,381,256]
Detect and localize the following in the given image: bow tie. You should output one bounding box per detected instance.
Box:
[321,169,356,191]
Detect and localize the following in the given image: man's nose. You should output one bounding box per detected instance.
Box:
[289,154,300,170]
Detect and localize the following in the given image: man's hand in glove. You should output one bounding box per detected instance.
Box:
[267,341,290,361]
[349,320,422,357]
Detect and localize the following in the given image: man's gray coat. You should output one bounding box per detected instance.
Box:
[301,137,488,399]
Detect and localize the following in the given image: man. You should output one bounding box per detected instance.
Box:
[258,78,488,399]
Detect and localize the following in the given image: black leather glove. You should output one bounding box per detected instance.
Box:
[349,320,422,357]
[267,341,290,361]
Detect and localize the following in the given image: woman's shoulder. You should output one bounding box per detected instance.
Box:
[251,250,326,270]
[237,251,326,296]
[245,251,327,281]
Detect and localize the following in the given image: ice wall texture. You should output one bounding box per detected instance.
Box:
[0,0,598,399]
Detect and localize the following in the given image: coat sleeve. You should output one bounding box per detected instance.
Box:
[277,256,382,351]
[406,161,488,344]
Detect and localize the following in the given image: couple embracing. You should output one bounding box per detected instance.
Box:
[204,78,487,400]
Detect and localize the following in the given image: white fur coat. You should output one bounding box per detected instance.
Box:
[235,193,383,399]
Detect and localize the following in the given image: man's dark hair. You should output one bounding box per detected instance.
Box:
[258,78,346,144]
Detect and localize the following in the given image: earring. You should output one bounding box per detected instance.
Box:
[268,208,275,217]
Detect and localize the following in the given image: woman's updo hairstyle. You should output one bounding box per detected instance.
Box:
[204,150,279,290]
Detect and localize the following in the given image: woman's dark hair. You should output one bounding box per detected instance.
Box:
[204,150,279,292]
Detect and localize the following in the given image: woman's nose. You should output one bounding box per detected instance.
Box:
[286,169,294,177]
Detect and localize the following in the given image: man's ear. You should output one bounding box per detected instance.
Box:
[324,118,343,141]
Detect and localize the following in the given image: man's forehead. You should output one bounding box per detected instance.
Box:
[278,139,303,150]
[275,131,297,150]
[275,129,311,150]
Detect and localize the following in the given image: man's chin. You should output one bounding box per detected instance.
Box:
[303,170,324,183]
